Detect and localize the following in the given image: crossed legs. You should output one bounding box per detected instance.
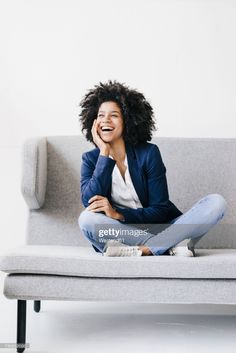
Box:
[78,193,227,256]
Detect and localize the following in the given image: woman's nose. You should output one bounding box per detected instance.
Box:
[101,118,112,124]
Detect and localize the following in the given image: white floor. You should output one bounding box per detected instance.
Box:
[0,274,236,353]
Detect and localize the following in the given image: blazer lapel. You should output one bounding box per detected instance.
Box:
[125,142,147,207]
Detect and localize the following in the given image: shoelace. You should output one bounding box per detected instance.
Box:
[120,247,139,256]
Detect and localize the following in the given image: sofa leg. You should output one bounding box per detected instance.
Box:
[34,300,41,313]
[17,300,27,353]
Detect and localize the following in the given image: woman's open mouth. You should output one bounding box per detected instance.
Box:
[100,126,115,134]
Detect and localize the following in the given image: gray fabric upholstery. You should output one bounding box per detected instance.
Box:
[20,136,235,248]
[1,245,236,279]
[4,274,236,304]
[1,135,236,304]
[21,137,47,209]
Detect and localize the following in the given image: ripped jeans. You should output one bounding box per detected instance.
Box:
[78,193,227,256]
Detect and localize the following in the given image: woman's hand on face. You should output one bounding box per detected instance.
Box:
[91,119,110,154]
[86,195,117,219]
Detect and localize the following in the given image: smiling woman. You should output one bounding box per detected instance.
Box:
[98,103,121,133]
[77,80,227,258]
[96,101,125,156]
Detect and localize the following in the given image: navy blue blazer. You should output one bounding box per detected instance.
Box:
[80,141,183,224]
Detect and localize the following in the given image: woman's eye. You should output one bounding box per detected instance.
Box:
[97,114,118,118]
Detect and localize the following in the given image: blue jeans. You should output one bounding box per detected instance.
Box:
[78,193,227,256]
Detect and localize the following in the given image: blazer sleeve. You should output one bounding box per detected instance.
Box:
[80,152,116,207]
[114,145,171,224]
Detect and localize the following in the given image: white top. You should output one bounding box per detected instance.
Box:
[109,154,143,209]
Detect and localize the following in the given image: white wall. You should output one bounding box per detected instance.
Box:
[0,0,236,249]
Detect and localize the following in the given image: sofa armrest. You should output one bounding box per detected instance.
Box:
[21,137,47,209]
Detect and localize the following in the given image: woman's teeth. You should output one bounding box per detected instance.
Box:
[101,128,114,134]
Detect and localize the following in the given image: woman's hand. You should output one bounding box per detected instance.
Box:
[91,119,110,154]
[86,195,118,219]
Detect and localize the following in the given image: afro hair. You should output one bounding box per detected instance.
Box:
[78,79,157,147]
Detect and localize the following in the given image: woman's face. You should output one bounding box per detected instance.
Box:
[96,101,124,143]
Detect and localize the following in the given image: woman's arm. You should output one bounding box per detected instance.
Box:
[81,118,117,207]
[80,151,116,207]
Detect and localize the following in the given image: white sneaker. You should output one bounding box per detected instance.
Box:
[103,246,142,257]
[103,239,128,251]
[168,246,194,257]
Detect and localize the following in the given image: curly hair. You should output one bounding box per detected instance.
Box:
[78,79,157,147]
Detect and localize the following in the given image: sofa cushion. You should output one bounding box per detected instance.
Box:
[1,245,236,279]
[4,274,236,303]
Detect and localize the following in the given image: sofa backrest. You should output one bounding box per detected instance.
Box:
[23,135,236,249]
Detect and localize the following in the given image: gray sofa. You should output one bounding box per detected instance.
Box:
[0,135,235,352]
